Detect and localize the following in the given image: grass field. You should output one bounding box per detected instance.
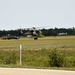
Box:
[0,36,75,50]
[0,36,75,70]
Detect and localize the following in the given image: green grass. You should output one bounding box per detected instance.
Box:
[0,36,75,70]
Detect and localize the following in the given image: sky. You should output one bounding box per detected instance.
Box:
[0,0,75,30]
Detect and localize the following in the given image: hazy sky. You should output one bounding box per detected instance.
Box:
[0,0,75,30]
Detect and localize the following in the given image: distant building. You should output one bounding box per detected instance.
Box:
[58,33,67,36]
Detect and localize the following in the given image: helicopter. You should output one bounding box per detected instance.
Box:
[19,25,51,40]
[20,27,42,40]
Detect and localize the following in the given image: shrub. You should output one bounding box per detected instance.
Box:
[48,49,64,67]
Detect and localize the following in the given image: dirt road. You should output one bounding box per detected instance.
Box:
[0,68,75,75]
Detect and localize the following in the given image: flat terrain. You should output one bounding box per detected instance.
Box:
[0,36,75,50]
[0,68,75,75]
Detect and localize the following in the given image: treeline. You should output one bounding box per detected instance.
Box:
[0,27,75,37]
[42,27,75,36]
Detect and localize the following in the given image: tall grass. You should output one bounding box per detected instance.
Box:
[0,49,75,69]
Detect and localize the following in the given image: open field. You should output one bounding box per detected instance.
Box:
[0,36,75,50]
[0,36,75,69]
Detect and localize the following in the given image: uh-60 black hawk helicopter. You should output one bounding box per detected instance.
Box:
[20,26,51,40]
[20,27,42,40]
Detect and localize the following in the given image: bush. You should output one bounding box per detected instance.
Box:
[49,49,64,67]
